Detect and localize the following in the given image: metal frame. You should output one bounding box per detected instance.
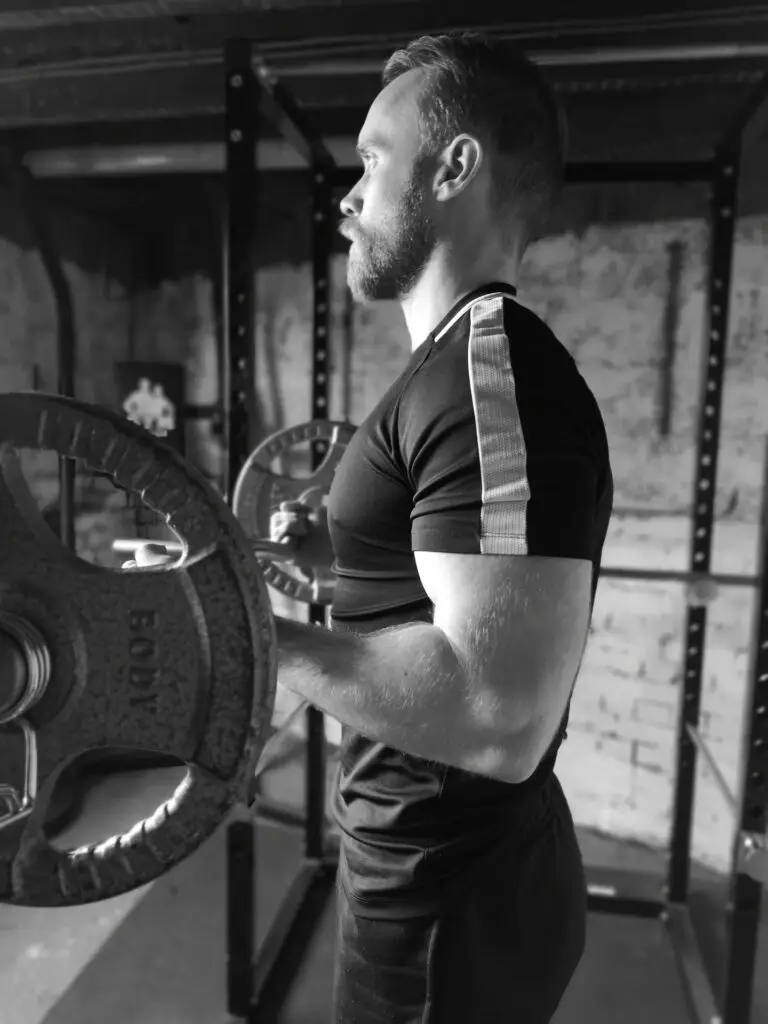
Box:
[222,40,339,1024]
[219,45,768,1024]
[722,435,768,1023]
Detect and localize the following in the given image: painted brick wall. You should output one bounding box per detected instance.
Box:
[524,217,767,871]
[238,216,767,873]
[2,188,766,874]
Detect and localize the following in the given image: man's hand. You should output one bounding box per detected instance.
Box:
[269,503,335,572]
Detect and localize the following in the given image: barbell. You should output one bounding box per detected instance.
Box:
[0,392,282,907]
[112,419,356,606]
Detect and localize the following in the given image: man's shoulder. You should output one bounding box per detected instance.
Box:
[435,293,566,353]
[411,294,605,440]
[501,297,574,360]
[424,295,575,389]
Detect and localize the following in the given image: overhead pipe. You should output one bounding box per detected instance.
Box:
[25,138,360,178]
[273,41,768,74]
[2,36,768,89]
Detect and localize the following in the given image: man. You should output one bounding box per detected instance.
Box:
[140,31,613,1023]
[275,32,614,1023]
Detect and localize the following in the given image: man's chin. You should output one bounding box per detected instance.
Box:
[346,269,376,304]
[348,281,392,304]
[346,253,400,303]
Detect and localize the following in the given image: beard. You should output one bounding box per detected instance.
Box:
[345,169,436,303]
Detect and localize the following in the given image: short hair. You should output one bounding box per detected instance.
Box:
[382,32,565,247]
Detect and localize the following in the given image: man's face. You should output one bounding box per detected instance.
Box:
[340,69,438,302]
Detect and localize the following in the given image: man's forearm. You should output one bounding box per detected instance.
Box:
[274,616,528,779]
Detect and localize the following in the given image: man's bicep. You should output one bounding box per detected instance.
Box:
[415,549,592,779]
[407,391,601,735]
[416,550,592,690]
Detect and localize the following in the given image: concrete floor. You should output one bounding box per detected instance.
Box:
[1,756,765,1024]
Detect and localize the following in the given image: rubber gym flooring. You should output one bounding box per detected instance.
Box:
[3,752,766,1024]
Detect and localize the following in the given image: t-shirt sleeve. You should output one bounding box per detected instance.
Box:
[406,328,601,561]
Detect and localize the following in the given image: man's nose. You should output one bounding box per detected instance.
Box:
[339,182,362,219]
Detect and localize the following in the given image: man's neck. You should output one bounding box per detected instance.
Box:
[400,251,519,351]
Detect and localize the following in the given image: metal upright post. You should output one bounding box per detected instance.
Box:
[246,57,338,866]
[667,147,739,904]
[220,43,340,1024]
[222,39,259,503]
[722,440,768,1023]
[718,71,768,1024]
[305,169,333,861]
[223,38,259,1021]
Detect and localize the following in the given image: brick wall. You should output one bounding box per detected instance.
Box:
[522,217,767,870]
[242,215,767,872]
[2,181,766,873]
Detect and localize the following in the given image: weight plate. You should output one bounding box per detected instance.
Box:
[232,420,355,605]
[0,392,276,907]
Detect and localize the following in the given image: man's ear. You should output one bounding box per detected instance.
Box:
[433,135,484,202]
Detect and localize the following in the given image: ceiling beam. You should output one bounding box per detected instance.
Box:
[0,2,766,73]
[1,0,762,28]
[16,114,223,149]
[0,0,374,31]
[0,49,757,132]
[0,62,224,126]
[19,82,754,171]
[0,29,763,130]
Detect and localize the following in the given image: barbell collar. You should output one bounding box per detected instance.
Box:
[0,614,51,724]
[0,630,26,719]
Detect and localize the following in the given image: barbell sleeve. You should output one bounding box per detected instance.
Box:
[112,538,184,555]
[112,536,298,560]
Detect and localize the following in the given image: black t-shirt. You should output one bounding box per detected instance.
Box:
[326,283,613,916]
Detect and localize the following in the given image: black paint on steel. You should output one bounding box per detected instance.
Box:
[226,818,256,1019]
[722,438,768,1024]
[719,70,768,155]
[223,38,259,501]
[667,148,738,905]
[223,39,340,1024]
[247,861,337,1023]
[252,60,335,172]
[223,39,259,1020]
[305,168,334,862]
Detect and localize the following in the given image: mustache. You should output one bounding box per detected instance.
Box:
[338,218,361,243]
